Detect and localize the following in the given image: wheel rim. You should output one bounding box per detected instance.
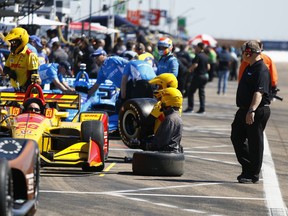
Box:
[122,110,140,139]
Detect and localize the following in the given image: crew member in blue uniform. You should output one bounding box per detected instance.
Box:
[88,48,129,97]
[155,37,179,77]
[39,61,75,93]
[121,57,156,100]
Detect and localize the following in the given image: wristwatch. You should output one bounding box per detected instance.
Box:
[248,108,256,113]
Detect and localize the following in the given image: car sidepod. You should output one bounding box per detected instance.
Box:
[0,138,40,216]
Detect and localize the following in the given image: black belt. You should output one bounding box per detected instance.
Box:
[239,105,269,110]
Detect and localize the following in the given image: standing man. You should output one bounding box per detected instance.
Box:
[135,42,156,69]
[217,45,232,95]
[156,37,179,77]
[73,37,97,77]
[29,35,49,65]
[231,40,271,184]
[3,27,40,91]
[49,41,69,64]
[183,42,210,114]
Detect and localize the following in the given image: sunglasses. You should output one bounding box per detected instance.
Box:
[28,107,41,112]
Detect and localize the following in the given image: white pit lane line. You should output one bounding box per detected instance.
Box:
[263,133,288,216]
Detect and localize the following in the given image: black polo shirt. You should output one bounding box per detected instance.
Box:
[236,59,271,108]
[192,52,209,76]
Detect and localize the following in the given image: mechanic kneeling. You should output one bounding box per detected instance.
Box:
[145,87,183,153]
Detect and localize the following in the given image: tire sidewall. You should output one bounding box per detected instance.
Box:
[0,158,13,216]
[118,98,157,148]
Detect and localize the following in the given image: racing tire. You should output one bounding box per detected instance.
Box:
[118,98,157,149]
[0,158,13,216]
[29,145,40,216]
[132,151,185,176]
[81,121,105,172]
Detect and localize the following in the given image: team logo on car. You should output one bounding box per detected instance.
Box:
[0,139,22,154]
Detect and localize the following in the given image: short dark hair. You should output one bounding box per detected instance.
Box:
[197,42,205,49]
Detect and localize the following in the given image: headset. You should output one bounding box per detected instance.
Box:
[242,41,262,57]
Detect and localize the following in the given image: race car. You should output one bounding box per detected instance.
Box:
[63,70,119,135]
[0,78,109,172]
[0,138,40,216]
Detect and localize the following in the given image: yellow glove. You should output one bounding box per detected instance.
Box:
[150,101,162,118]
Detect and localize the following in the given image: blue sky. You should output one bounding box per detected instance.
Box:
[81,0,288,41]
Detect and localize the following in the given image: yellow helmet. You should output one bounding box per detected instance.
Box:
[5,27,29,54]
[149,73,178,89]
[160,87,183,108]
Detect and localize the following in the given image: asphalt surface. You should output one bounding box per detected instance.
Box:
[36,62,288,216]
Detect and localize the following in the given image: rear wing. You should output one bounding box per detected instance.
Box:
[0,92,81,110]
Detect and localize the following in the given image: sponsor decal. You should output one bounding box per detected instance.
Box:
[0,139,22,154]
[26,173,34,194]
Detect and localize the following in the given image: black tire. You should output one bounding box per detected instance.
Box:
[0,158,13,216]
[132,151,185,176]
[81,121,105,172]
[29,144,40,216]
[118,98,157,148]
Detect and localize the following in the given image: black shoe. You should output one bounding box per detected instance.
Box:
[237,174,259,184]
[238,177,253,184]
[196,110,205,114]
[183,108,193,113]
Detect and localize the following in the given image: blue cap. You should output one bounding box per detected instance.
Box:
[29,35,42,48]
[91,48,107,57]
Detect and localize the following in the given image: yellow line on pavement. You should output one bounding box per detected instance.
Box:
[99,162,116,177]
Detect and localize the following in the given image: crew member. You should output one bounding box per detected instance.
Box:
[3,27,40,91]
[156,37,179,77]
[146,87,183,152]
[231,40,271,184]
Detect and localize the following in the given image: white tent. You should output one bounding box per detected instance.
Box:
[1,14,66,27]
[18,14,66,26]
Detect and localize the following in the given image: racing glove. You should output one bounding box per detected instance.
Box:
[3,66,17,80]
[150,101,163,118]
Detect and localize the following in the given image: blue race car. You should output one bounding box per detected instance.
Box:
[62,69,120,136]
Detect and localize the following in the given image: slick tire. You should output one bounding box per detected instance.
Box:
[132,151,185,176]
[30,143,40,215]
[0,158,13,216]
[118,98,157,149]
[81,120,105,172]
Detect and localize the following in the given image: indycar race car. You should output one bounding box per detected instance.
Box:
[63,68,119,135]
[0,78,109,172]
[0,138,40,216]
